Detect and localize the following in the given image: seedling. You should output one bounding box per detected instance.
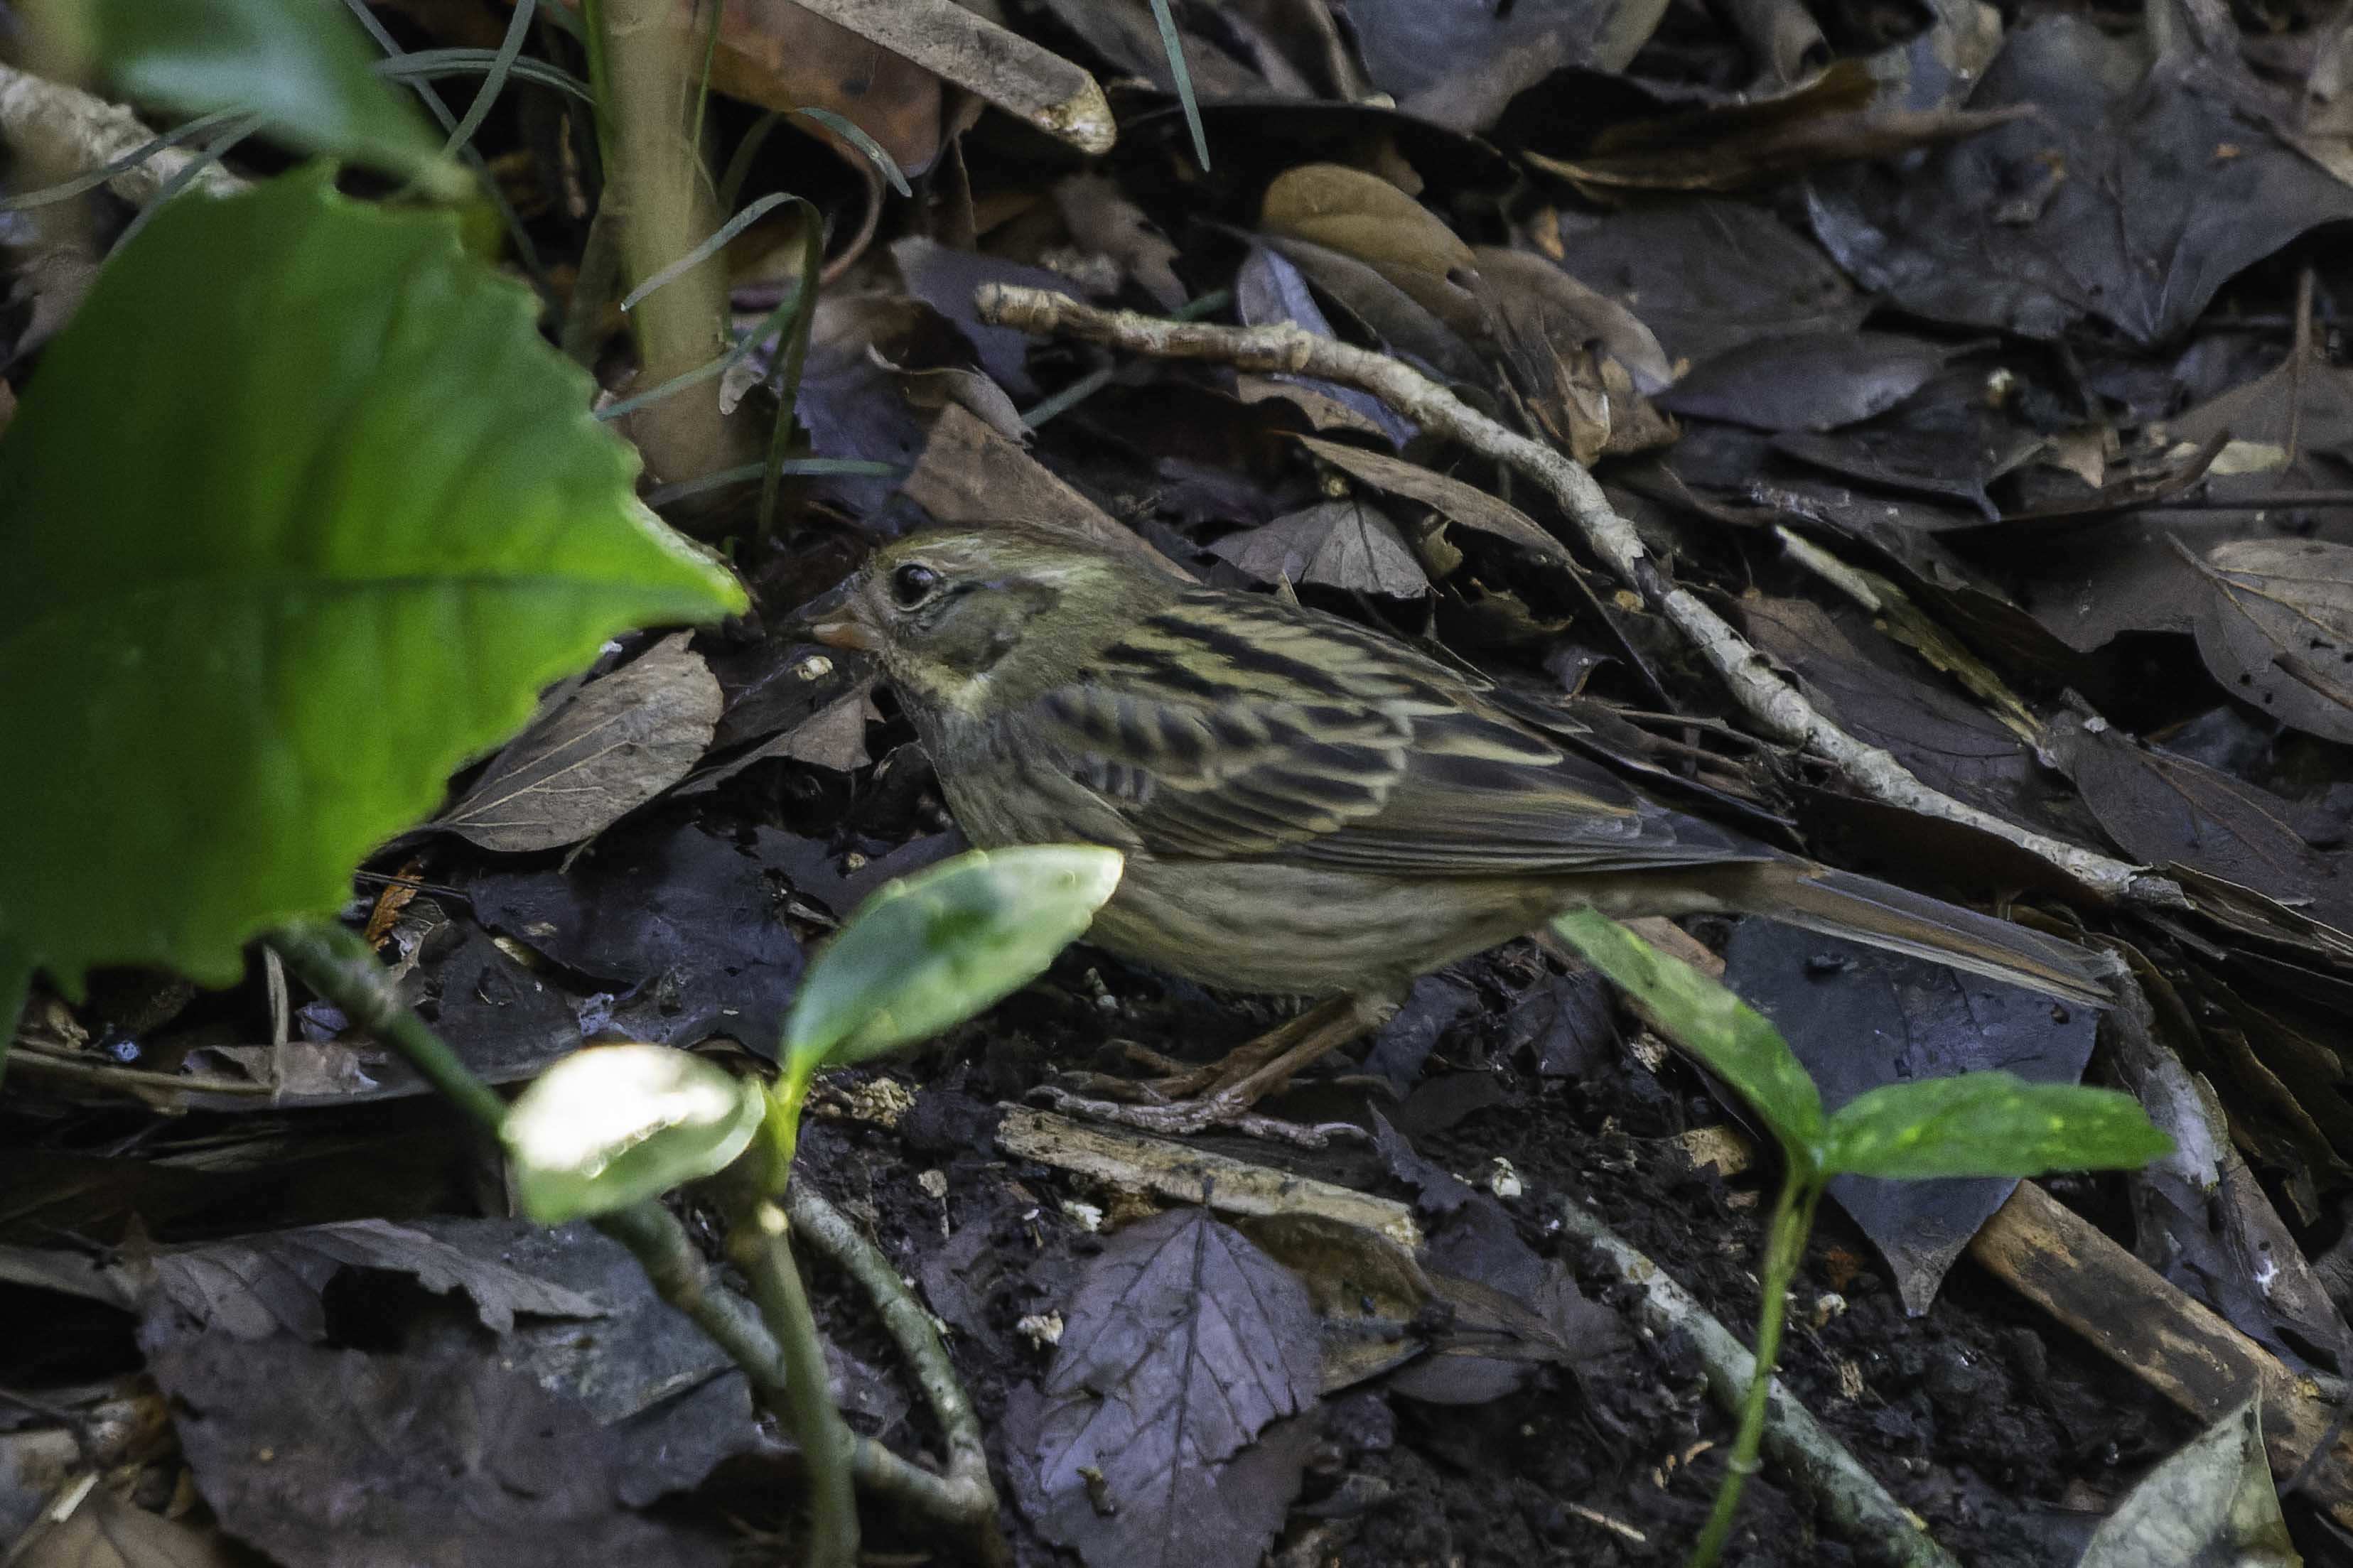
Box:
[1550,909,2172,1568]
[502,845,1122,1567]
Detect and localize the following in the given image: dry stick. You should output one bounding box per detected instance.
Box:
[0,62,251,207]
[1558,1200,1962,1568]
[971,286,2181,912]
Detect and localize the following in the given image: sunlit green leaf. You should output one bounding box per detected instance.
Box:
[0,168,745,1042]
[1824,1073,2172,1179]
[503,1044,765,1222]
[785,846,1124,1073]
[1551,909,1825,1166]
[90,0,463,195]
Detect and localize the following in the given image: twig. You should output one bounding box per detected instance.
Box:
[1557,1199,1961,1568]
[0,62,249,207]
[971,286,2180,912]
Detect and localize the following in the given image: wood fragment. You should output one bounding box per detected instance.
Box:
[995,1105,1421,1249]
[1970,1179,2353,1528]
[783,0,1114,153]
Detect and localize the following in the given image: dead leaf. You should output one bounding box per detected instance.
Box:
[2077,1399,2297,1568]
[1054,174,1185,310]
[12,1490,244,1568]
[440,634,721,853]
[1211,501,1430,597]
[2189,539,2353,745]
[142,1218,608,1346]
[1294,435,1567,561]
[1259,164,1484,338]
[1001,1207,1322,1568]
[1468,244,1674,396]
[1657,331,1951,432]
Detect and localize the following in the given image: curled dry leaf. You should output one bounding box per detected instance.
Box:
[1210,500,1431,597]
[2187,539,2353,745]
[440,633,722,853]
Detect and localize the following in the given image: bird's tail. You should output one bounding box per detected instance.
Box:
[1743,863,2111,1005]
[1624,860,2114,1005]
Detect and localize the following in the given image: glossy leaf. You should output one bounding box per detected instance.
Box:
[502,1044,765,1221]
[90,0,462,195]
[0,169,745,1037]
[1551,909,1826,1165]
[785,846,1123,1073]
[1824,1073,2172,1179]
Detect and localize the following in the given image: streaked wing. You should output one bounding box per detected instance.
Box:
[1014,591,1762,875]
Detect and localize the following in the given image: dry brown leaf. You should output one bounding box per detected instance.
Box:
[439,633,721,852]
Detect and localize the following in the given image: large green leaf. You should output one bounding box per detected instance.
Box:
[1824,1073,2174,1179]
[87,0,461,195]
[503,1044,767,1223]
[1551,909,1826,1168]
[784,846,1124,1076]
[0,168,745,1035]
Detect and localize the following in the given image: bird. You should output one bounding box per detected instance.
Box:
[802,520,2110,1141]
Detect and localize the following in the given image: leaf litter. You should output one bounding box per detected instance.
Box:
[23,0,2353,1560]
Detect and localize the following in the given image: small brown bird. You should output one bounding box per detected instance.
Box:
[806,522,2107,1138]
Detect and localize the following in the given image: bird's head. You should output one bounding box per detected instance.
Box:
[800,522,1173,716]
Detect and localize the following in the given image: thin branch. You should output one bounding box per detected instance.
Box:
[0,61,250,207]
[1557,1199,1961,1568]
[971,285,2182,912]
[735,1202,858,1568]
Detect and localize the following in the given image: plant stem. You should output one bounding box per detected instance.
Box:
[736,1200,860,1568]
[268,921,507,1131]
[1689,1176,1823,1568]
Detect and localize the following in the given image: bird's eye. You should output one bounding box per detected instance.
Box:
[890,563,942,609]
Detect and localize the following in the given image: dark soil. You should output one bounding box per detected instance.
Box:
[795,936,2224,1568]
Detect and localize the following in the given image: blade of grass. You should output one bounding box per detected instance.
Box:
[689,0,726,158]
[596,279,805,421]
[755,194,824,543]
[645,456,900,508]
[790,107,910,197]
[375,50,594,104]
[439,0,539,156]
[0,108,249,212]
[112,114,262,251]
[339,0,553,308]
[619,190,793,311]
[1146,0,1210,170]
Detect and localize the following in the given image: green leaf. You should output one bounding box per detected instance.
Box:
[785,846,1124,1073]
[88,0,462,195]
[1550,909,1826,1165]
[502,1044,766,1222]
[1824,1074,2174,1179]
[0,168,745,1029]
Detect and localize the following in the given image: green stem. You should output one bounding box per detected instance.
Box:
[1689,1175,1822,1568]
[736,1201,860,1568]
[267,921,507,1132]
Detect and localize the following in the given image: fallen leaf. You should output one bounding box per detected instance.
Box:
[1294,435,1566,561]
[1003,1207,1322,1568]
[2189,538,2353,745]
[440,634,721,853]
[1210,501,1430,597]
[2077,1398,2296,1568]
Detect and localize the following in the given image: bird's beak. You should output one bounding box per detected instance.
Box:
[795,578,881,653]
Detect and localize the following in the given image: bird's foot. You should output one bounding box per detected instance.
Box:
[1030,1083,1363,1149]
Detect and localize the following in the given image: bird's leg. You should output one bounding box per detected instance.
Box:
[1040,991,1399,1146]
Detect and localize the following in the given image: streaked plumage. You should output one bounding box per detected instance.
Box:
[805,522,2108,1071]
